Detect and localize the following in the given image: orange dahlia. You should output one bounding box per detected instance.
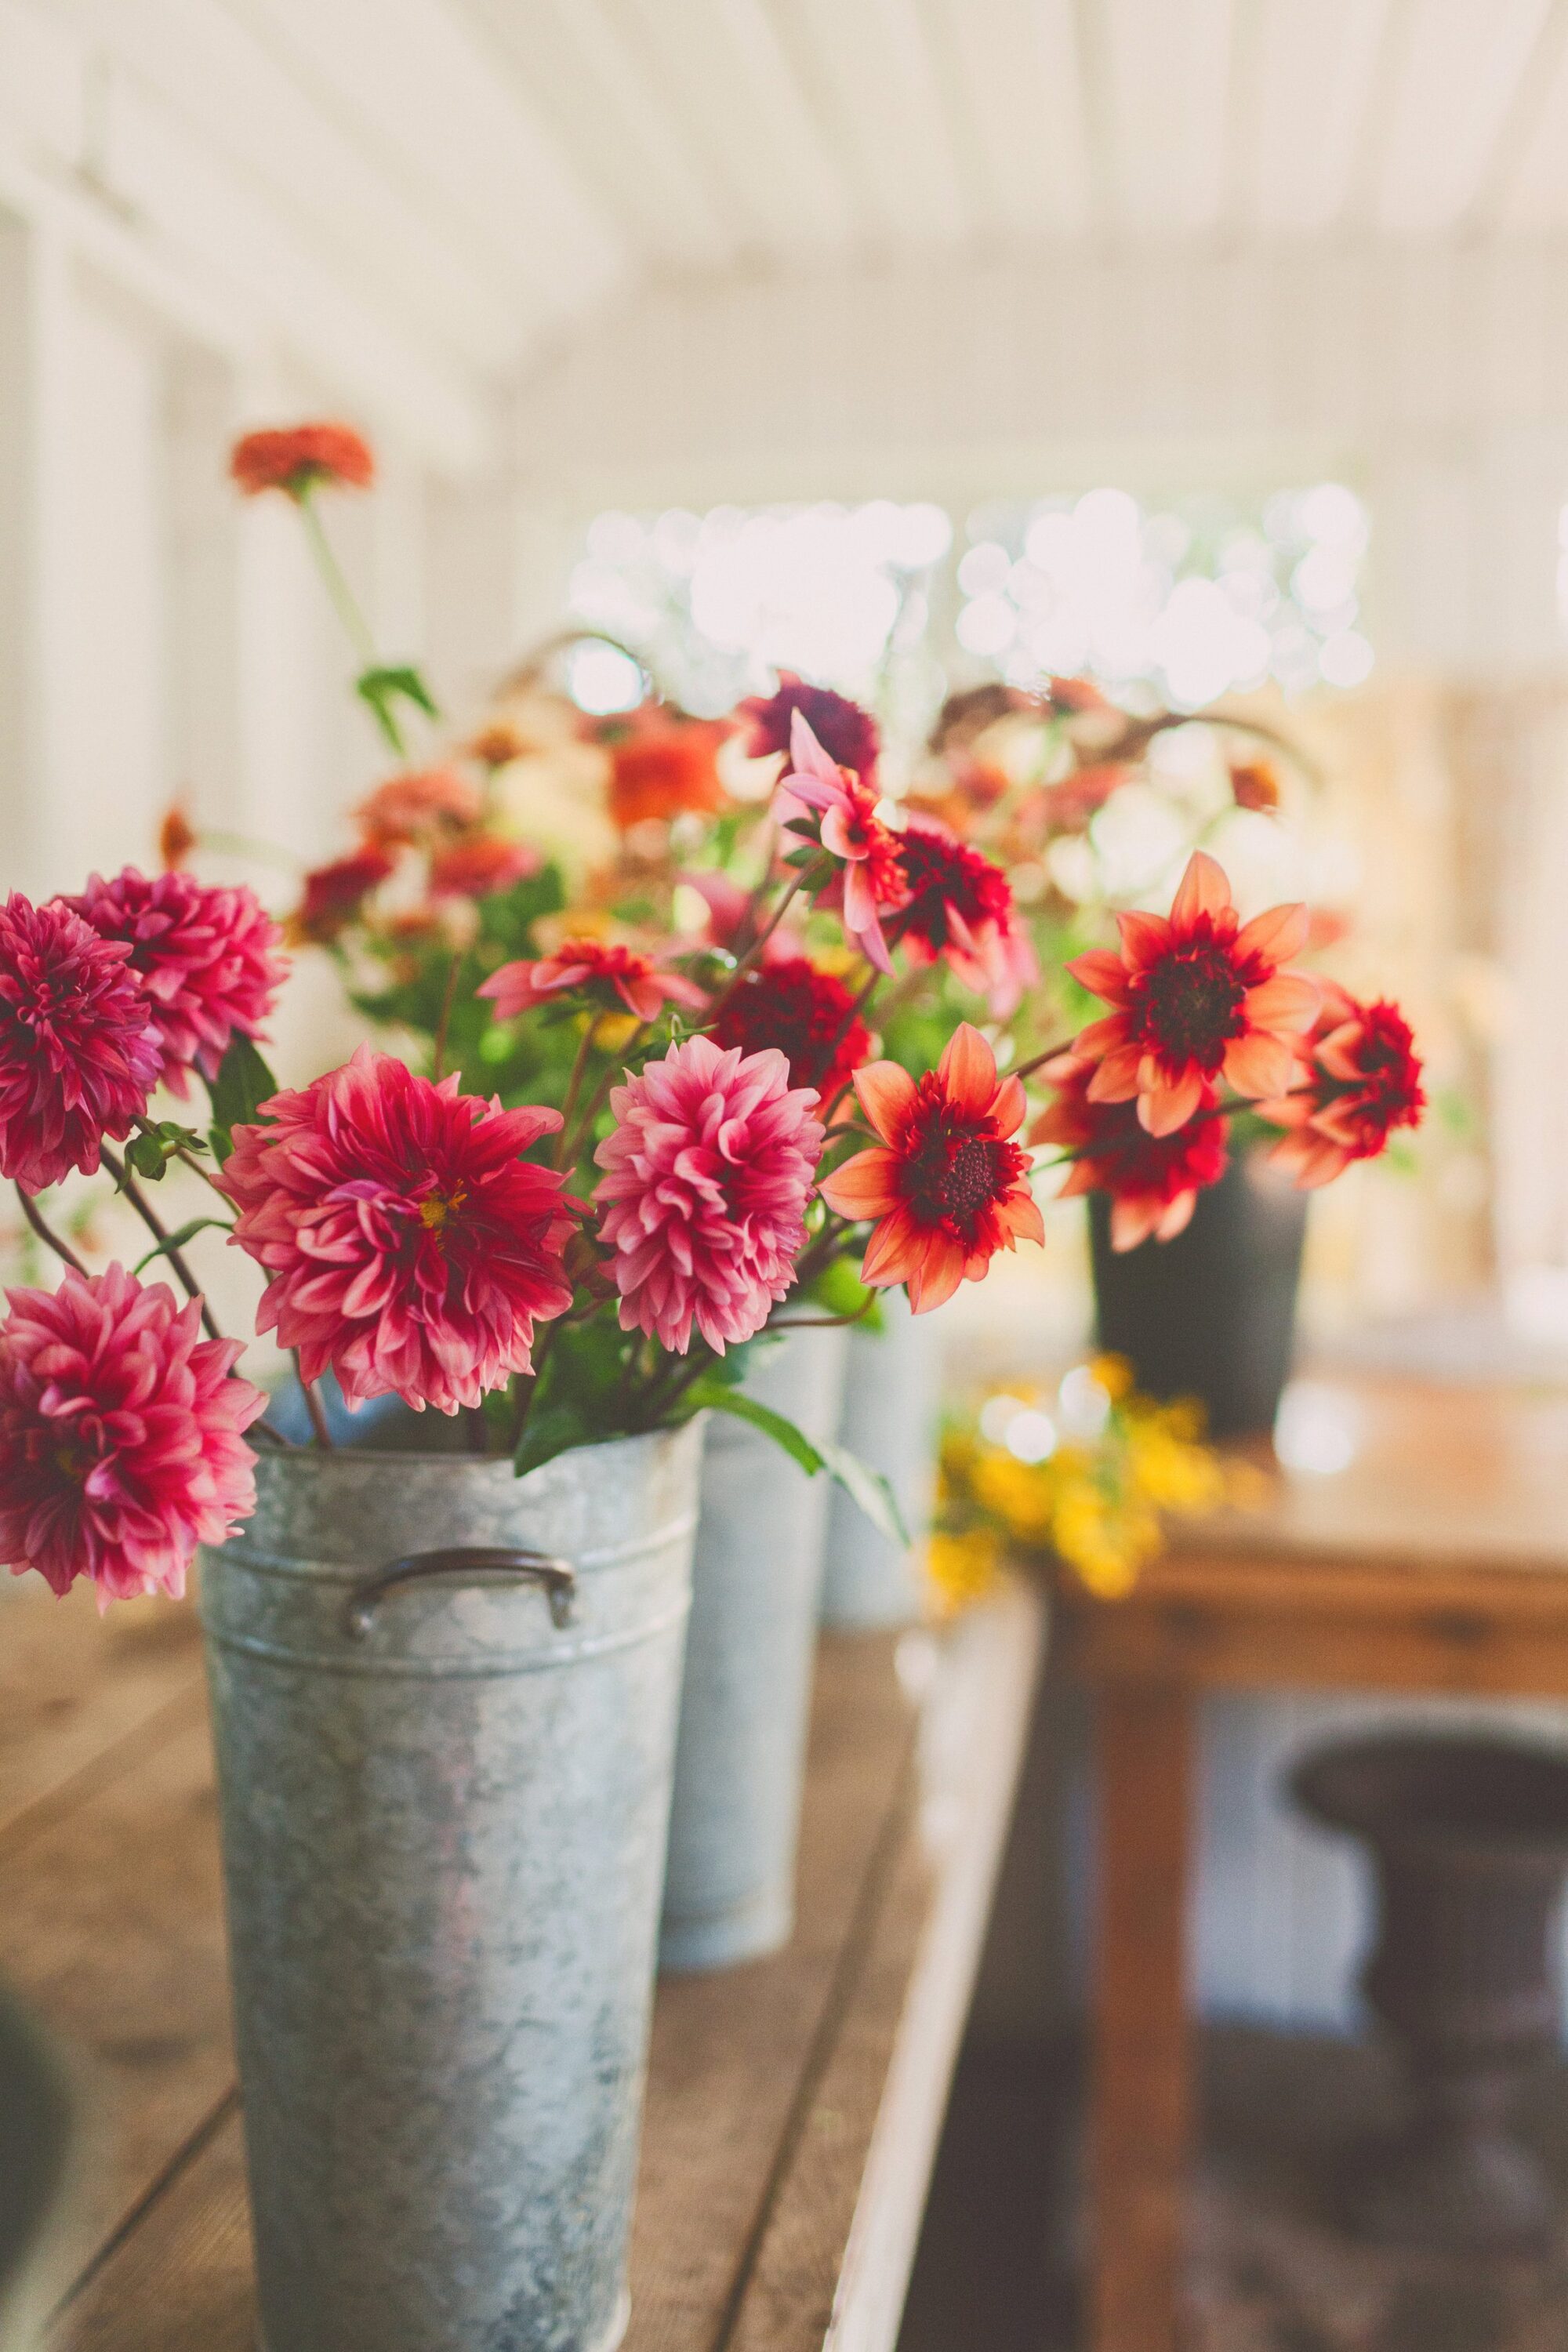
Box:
[595,704,731,830]
[1257,984,1425,1188]
[1066,851,1319,1138]
[1030,1051,1228,1251]
[230,422,375,499]
[820,1025,1044,1313]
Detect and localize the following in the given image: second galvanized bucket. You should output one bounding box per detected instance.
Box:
[820,1288,941,1629]
[659,1327,849,1972]
[200,1418,704,2352]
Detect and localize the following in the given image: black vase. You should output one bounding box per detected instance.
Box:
[1087,1151,1307,1439]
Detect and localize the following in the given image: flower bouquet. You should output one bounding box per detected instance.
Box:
[0,419,1424,2351]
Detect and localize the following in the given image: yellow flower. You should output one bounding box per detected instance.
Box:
[927,1529,1002,1616]
[1089,1352,1135,1401]
[971,1452,1056,1545]
[1127,1417,1226,1513]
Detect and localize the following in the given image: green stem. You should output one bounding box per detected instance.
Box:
[296,487,379,670]
[706,855,831,1022]
[101,1148,225,1345]
[433,952,463,1083]
[14,1184,89,1278]
[554,1016,603,1167]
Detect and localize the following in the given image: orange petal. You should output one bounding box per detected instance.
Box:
[818,1149,902,1219]
[907,1232,967,1314]
[1056,1163,1097,1198]
[991,1073,1027,1138]
[999,1189,1046,1246]
[1244,973,1320,1033]
[862,1206,923,1286]
[1115,909,1171,971]
[1156,1190,1198,1241]
[1073,1013,1131,1060]
[1138,1069,1204,1136]
[1236,901,1309,967]
[938,1023,999,1120]
[1171,850,1232,931]
[1111,1196,1159,1251]
[852,1059,919,1146]
[1066,949,1131,1004]
[1087,1046,1144,1102]
[1223,1031,1294,1098]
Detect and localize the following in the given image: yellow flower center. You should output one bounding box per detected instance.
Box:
[418,1183,467,1234]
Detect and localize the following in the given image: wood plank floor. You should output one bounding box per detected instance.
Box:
[0,1575,1041,2352]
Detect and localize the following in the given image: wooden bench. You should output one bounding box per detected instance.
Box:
[0,1573,1041,2352]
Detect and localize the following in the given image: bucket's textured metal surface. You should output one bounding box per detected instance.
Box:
[660,1327,849,1972]
[199,1421,703,2352]
[820,1290,939,1630]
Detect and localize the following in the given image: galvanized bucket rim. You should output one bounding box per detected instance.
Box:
[253,1417,704,1480]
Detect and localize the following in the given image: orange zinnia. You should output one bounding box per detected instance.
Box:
[230,422,375,499]
[821,1025,1044,1313]
[1066,851,1319,1138]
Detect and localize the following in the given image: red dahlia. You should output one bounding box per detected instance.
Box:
[889,817,1038,1017]
[1068,851,1319,1136]
[739,676,880,779]
[0,895,162,1194]
[820,1025,1044,1313]
[1030,1051,1229,1250]
[710,956,871,1098]
[230,422,376,499]
[1258,984,1425,1187]
[67,867,285,1097]
[292,847,395,944]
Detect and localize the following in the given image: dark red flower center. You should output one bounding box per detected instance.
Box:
[898,1084,1029,1245]
[1131,935,1249,1073]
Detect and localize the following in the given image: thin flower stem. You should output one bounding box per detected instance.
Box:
[564,1023,648,1166]
[14,1184,89,1277]
[296,489,380,673]
[554,1016,603,1166]
[432,952,462,1083]
[770,1295,880,1332]
[706,855,831,1021]
[294,1354,336,1450]
[172,1145,230,1198]
[1011,1035,1076,1085]
[100,1149,225,1345]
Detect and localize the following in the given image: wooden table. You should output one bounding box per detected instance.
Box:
[0,1574,1040,2352]
[1054,1374,1568,2352]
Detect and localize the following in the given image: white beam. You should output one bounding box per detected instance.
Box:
[0,212,74,899]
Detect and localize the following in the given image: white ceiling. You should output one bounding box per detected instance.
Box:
[10,0,1568,462]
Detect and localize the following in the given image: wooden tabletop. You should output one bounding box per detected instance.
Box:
[0,1573,1041,2352]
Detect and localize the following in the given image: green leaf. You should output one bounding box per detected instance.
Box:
[688,1381,824,1474]
[514,1402,596,1479]
[686,1378,909,1544]
[205,1034,278,1166]
[356,663,441,753]
[132,1218,231,1276]
[815,1436,909,1548]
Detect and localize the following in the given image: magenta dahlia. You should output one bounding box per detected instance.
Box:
[219,1047,576,1413]
[710,955,871,1099]
[890,818,1039,1017]
[594,1035,824,1354]
[67,868,285,1096]
[0,895,163,1194]
[739,675,880,779]
[0,1265,264,1606]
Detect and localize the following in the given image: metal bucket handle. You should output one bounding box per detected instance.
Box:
[343,1547,577,1640]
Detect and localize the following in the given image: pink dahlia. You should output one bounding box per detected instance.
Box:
[0,894,162,1194]
[0,1265,264,1606]
[778,713,909,975]
[481,939,707,1025]
[219,1047,575,1414]
[594,1035,824,1354]
[67,867,285,1096]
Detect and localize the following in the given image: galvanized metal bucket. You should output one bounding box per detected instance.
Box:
[199,1419,704,2352]
[659,1327,849,1972]
[820,1288,940,1630]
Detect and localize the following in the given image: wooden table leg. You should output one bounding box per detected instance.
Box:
[1089,1680,1194,2352]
